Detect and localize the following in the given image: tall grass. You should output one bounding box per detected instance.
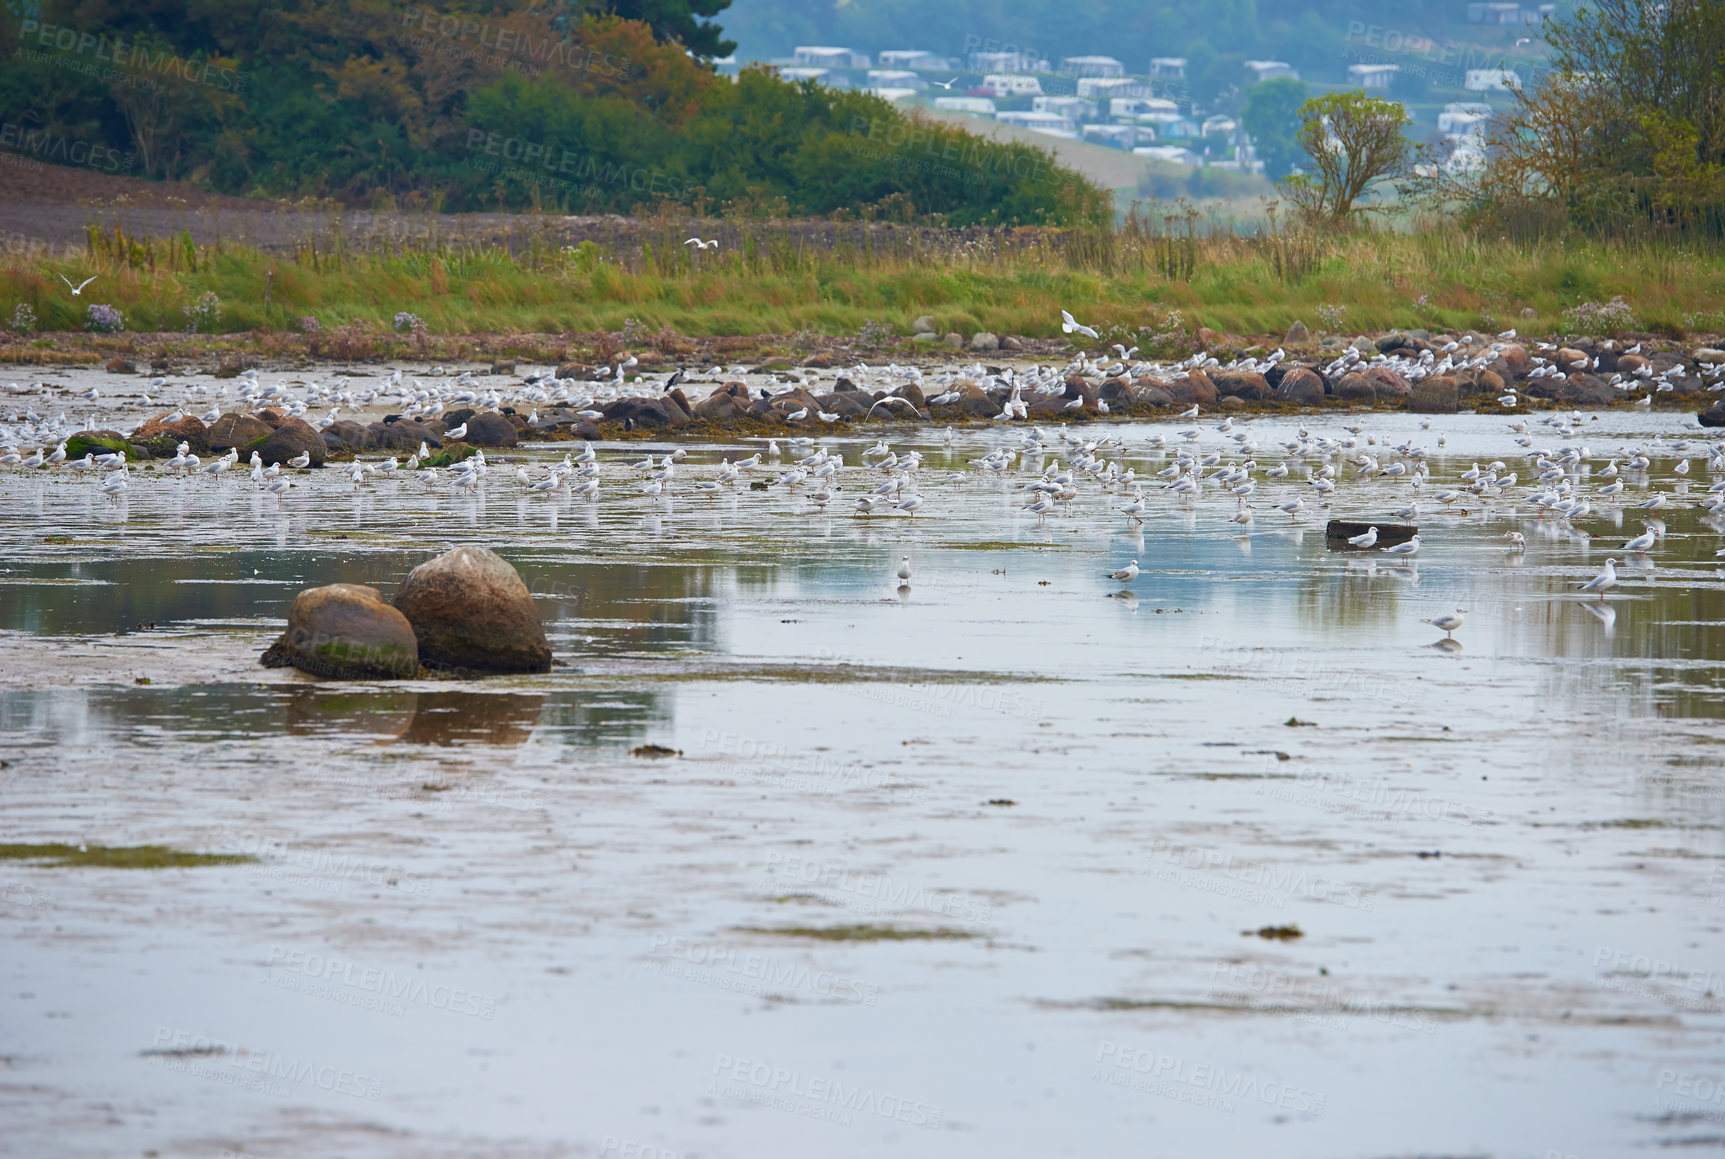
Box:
[3,203,1722,347]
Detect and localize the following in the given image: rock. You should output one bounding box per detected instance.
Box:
[1169,369,1217,405]
[1699,402,1725,428]
[1695,347,1725,363]
[206,412,272,451]
[1002,336,1024,351]
[1521,306,1538,320]
[1284,320,1311,344]
[1615,353,1649,377]
[212,357,246,378]
[260,584,418,679]
[489,360,516,375]
[815,392,871,419]
[969,332,1000,352]
[250,418,327,467]
[570,421,602,440]
[911,314,936,335]
[1351,336,1374,353]
[254,409,286,430]
[601,397,677,429]
[1365,367,1411,400]
[694,391,750,421]
[1471,368,1505,396]
[555,362,595,380]
[463,412,520,447]
[1408,377,1459,414]
[65,430,135,460]
[1558,374,1613,405]
[1335,371,1375,402]
[1195,327,1222,349]
[422,443,480,468]
[943,382,1002,417]
[911,332,939,344]
[365,418,441,451]
[1274,368,1326,406]
[1498,344,1530,378]
[104,356,137,374]
[440,407,476,431]
[323,420,369,449]
[1213,371,1269,401]
[393,546,551,675]
[891,383,928,410]
[1098,377,1133,403]
[942,332,963,348]
[665,389,695,421]
[134,413,210,455]
[1555,347,1590,373]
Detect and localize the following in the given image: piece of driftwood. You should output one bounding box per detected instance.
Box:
[1324,520,1418,550]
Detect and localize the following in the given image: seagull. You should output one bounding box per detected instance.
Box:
[1421,608,1466,638]
[445,422,468,439]
[1504,531,1526,548]
[1384,534,1421,556]
[1060,310,1099,340]
[1347,525,1379,549]
[1622,526,1656,553]
[931,77,959,90]
[59,274,98,295]
[683,237,719,249]
[286,450,311,469]
[1578,558,1617,598]
[896,556,912,584]
[1107,559,1139,585]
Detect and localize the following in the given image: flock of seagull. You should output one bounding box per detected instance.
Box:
[5,307,1724,643]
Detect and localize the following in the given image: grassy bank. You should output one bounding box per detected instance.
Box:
[3,214,1723,354]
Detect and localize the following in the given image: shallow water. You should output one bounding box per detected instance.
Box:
[4,402,1725,1158]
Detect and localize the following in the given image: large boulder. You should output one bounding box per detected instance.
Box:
[1335,371,1375,402]
[816,391,871,419]
[602,396,678,429]
[323,420,369,450]
[463,412,519,447]
[394,546,551,675]
[207,412,271,451]
[1167,369,1217,405]
[250,418,327,467]
[1213,370,1270,400]
[1498,344,1531,379]
[65,430,137,461]
[1274,368,1326,406]
[1408,377,1459,414]
[694,391,750,421]
[938,381,1001,417]
[1559,374,1613,406]
[1366,366,1411,400]
[260,584,419,679]
[135,413,211,456]
[1699,402,1725,428]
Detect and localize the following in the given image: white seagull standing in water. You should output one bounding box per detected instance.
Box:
[1421,608,1466,638]
[1107,559,1139,585]
[896,556,912,584]
[1578,558,1617,598]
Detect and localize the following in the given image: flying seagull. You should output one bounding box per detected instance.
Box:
[59,274,98,295]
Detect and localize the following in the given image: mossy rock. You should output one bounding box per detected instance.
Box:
[423,443,479,468]
[65,432,136,461]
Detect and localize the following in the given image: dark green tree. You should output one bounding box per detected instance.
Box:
[587,0,736,59]
[1240,76,1307,180]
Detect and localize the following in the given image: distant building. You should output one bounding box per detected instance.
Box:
[970,50,1048,74]
[868,69,926,89]
[1135,144,1201,166]
[1465,68,1520,90]
[793,46,869,68]
[1060,55,1124,77]
[1110,96,1179,119]
[1034,95,1099,121]
[1439,101,1493,134]
[934,96,996,114]
[1083,123,1141,149]
[1347,63,1399,89]
[997,110,1076,135]
[780,67,838,86]
[1148,57,1186,79]
[1243,60,1298,83]
[870,88,919,102]
[1077,76,1153,99]
[1202,114,1239,139]
[1466,2,1523,23]
[877,50,951,71]
[980,73,1044,96]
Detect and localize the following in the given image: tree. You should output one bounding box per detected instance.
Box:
[1280,90,1409,223]
[1240,76,1306,181]
[587,0,736,60]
